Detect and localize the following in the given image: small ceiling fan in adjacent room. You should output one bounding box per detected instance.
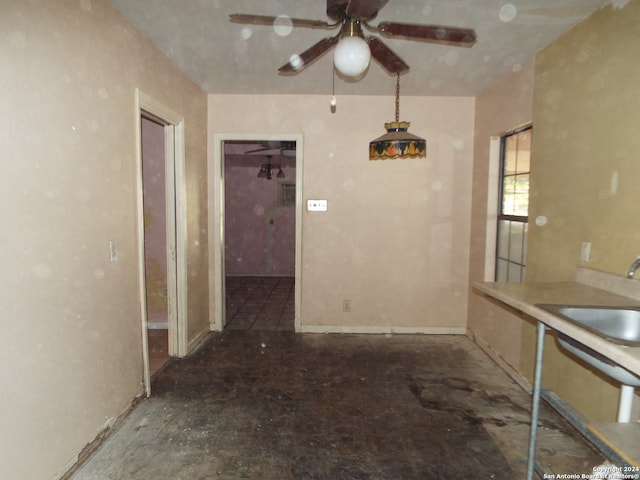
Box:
[241,141,297,158]
[257,155,285,180]
[230,0,477,78]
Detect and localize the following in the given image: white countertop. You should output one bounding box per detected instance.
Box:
[474,279,640,378]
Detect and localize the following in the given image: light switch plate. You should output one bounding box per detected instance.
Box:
[307,199,328,211]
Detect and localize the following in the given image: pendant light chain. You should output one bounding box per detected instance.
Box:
[395,73,400,123]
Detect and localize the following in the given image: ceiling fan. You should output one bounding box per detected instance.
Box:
[240,140,297,158]
[230,0,477,77]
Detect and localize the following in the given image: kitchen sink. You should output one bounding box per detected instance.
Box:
[537,305,640,347]
[536,304,640,387]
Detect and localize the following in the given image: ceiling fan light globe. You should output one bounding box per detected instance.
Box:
[333,36,370,77]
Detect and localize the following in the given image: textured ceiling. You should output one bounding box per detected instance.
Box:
[107,0,613,96]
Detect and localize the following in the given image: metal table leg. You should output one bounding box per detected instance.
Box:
[527,321,546,480]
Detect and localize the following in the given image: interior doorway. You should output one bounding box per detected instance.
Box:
[224,141,296,331]
[136,90,188,396]
[210,134,303,332]
[140,116,169,374]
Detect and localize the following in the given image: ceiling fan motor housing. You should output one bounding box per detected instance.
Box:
[327,0,386,21]
[327,0,351,21]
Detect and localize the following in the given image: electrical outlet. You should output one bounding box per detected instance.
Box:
[342,299,351,312]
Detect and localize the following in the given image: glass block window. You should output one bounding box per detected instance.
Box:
[496,125,531,282]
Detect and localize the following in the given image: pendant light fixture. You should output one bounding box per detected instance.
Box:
[369,74,426,160]
[257,155,285,180]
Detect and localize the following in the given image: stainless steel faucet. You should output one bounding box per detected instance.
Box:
[627,257,640,279]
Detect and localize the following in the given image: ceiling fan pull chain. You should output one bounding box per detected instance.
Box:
[330,66,337,107]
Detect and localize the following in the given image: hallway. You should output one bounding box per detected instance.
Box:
[69,332,603,479]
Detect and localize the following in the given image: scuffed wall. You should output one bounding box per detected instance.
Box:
[467,57,535,374]
[523,0,640,422]
[469,1,640,423]
[0,1,208,478]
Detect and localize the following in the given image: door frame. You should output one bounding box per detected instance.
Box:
[136,89,188,396]
[209,133,303,331]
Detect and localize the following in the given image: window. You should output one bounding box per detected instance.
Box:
[495,125,531,282]
[278,182,296,207]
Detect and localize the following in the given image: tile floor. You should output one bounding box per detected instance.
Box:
[225,276,295,331]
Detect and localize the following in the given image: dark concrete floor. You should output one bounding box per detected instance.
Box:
[70,332,603,479]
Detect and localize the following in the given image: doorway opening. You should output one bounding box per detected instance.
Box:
[141,115,169,375]
[136,90,188,396]
[210,134,303,332]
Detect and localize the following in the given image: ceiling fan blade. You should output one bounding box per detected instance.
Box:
[367,37,409,75]
[278,35,340,74]
[229,14,333,29]
[377,22,477,46]
[345,0,388,20]
[243,147,272,154]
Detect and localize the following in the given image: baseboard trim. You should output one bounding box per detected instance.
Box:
[147,321,169,330]
[468,329,532,393]
[226,274,295,278]
[298,325,466,335]
[187,328,210,355]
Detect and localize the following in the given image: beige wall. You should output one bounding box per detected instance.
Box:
[528,1,640,282]
[523,0,640,422]
[469,1,640,422]
[467,58,535,374]
[209,94,475,332]
[0,1,208,478]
